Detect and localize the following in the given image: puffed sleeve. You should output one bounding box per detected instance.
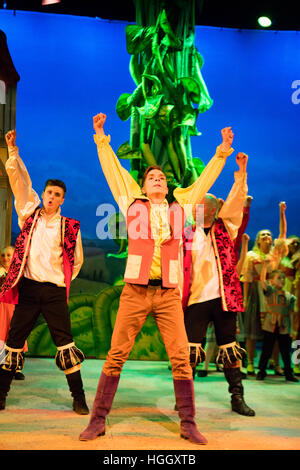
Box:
[5,146,40,228]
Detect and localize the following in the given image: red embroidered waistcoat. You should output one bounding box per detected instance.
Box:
[123,199,184,288]
[0,208,80,303]
[182,219,244,313]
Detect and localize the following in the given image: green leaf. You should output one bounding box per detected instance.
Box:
[198,94,214,113]
[158,104,175,124]
[116,141,142,159]
[142,74,163,97]
[180,77,201,104]
[125,25,155,55]
[192,157,206,176]
[137,94,164,119]
[116,93,132,121]
[173,106,197,128]
[189,125,202,136]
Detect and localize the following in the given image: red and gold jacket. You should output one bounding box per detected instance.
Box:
[0,208,80,303]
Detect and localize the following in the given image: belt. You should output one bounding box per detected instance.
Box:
[148,279,163,286]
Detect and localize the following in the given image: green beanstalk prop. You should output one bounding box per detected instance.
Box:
[116,0,213,200]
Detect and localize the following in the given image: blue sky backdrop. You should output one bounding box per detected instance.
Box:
[1,10,299,241]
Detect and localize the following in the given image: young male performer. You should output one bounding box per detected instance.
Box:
[181,152,255,416]
[0,130,88,415]
[79,113,234,444]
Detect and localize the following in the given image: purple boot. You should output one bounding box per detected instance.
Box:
[173,378,208,445]
[79,372,120,441]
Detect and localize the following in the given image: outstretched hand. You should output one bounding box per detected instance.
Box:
[93,113,106,135]
[279,201,287,212]
[236,152,248,173]
[220,127,234,152]
[5,129,17,148]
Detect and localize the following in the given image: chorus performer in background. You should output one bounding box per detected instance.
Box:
[241,203,288,375]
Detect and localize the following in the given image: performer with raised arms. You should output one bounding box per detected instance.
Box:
[0,130,88,415]
[79,112,234,445]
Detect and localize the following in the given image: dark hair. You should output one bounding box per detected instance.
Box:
[141,165,165,187]
[44,179,67,195]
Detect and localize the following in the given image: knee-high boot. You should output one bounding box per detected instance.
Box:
[174,368,195,411]
[66,369,89,415]
[224,366,255,416]
[0,368,14,410]
[79,372,120,441]
[173,378,208,445]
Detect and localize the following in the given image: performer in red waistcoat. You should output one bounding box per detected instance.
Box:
[0,129,89,415]
[79,113,235,445]
[182,151,255,416]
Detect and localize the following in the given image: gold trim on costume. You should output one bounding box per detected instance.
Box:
[216,342,246,364]
[56,342,75,351]
[64,364,81,375]
[5,345,24,353]
[188,342,206,366]
[55,343,84,371]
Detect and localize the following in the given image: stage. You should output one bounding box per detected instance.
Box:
[0,358,299,451]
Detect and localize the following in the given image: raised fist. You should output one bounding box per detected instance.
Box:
[93,113,106,134]
[220,126,234,151]
[5,129,17,148]
[236,152,248,172]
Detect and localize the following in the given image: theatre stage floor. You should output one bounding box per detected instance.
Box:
[0,358,299,451]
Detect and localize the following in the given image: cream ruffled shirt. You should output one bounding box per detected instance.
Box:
[5,147,83,287]
[94,133,233,280]
[188,171,248,306]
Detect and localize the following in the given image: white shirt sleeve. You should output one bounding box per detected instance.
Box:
[218,171,248,240]
[5,146,40,228]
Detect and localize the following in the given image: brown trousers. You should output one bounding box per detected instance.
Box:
[103,283,192,379]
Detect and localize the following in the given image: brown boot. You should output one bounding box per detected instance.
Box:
[79,372,120,440]
[173,378,208,445]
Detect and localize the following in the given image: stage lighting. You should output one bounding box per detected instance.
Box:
[258,16,272,28]
[41,0,61,4]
